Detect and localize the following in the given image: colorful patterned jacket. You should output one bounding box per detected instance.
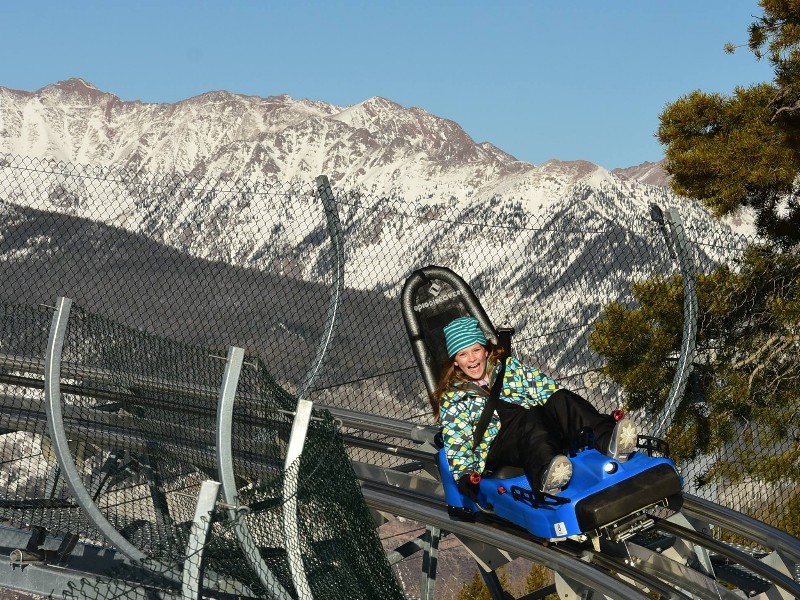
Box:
[438,356,559,482]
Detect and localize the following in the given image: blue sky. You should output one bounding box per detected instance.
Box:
[3,1,774,169]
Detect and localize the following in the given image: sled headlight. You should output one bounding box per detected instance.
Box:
[603,461,618,474]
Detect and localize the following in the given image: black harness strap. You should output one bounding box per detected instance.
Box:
[471,326,513,449]
[472,356,507,448]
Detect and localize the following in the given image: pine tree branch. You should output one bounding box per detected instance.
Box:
[747,337,796,394]
[733,334,800,370]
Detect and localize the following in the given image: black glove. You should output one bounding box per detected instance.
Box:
[457,473,481,502]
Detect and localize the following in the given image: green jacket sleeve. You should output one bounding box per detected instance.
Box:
[439,388,493,481]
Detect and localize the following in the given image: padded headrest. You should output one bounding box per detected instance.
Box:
[400,266,497,398]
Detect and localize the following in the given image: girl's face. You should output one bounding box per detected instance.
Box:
[453,343,489,381]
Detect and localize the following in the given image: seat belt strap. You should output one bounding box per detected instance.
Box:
[472,356,507,448]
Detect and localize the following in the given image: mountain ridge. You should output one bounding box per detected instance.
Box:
[0,79,754,291]
[0,79,670,205]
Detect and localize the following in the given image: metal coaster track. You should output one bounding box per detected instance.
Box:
[0,346,798,598]
[337,407,800,600]
[360,478,656,600]
[357,464,800,599]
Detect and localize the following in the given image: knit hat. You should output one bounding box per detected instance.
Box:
[443,316,487,357]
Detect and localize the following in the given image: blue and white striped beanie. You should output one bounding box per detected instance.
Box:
[443,316,488,357]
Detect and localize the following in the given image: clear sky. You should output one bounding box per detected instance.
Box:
[3,1,774,170]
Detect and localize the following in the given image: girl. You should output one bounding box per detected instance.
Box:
[435,316,637,498]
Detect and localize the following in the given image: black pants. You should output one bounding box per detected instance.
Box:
[484,389,615,489]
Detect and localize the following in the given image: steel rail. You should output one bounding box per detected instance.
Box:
[339,433,437,464]
[4,363,799,555]
[4,371,799,546]
[360,474,696,599]
[654,517,800,598]
[1,401,795,599]
[359,479,654,600]
[325,405,440,442]
[586,549,694,600]
[356,464,704,599]
[614,542,742,600]
[0,350,222,402]
[355,461,800,599]
[679,494,800,566]
[0,354,442,442]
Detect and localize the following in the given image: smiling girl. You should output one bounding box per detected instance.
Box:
[434,316,637,499]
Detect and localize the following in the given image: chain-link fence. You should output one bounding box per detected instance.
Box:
[0,153,797,598]
[0,298,404,599]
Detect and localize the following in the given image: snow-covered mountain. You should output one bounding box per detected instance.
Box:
[0,78,675,212]
[2,79,748,297]
[0,78,756,295]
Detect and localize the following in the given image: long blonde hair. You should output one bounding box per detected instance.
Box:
[430,343,506,420]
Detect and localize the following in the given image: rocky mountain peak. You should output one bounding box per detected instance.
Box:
[46,78,114,103]
[612,159,671,188]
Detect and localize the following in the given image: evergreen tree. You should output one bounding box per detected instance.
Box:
[745,0,800,140]
[455,567,509,600]
[592,1,800,526]
[456,570,489,600]
[657,1,800,248]
[590,247,800,484]
[525,563,558,599]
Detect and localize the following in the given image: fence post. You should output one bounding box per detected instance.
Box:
[294,174,345,400]
[282,398,315,600]
[182,480,221,600]
[216,346,292,599]
[43,297,148,564]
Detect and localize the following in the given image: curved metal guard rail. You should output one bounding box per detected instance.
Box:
[216,346,293,600]
[651,206,699,439]
[44,297,248,594]
[282,399,314,600]
[279,175,345,600]
[44,297,152,565]
[294,174,345,401]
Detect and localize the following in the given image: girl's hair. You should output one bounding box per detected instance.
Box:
[430,342,506,420]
